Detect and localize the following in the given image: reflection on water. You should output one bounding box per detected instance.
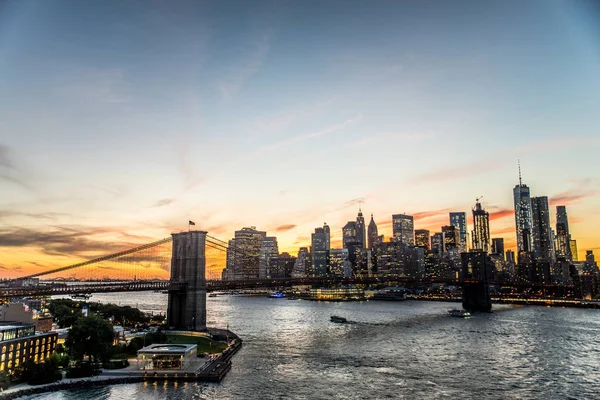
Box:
[31,293,600,399]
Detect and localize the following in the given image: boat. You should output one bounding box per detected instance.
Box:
[330,315,347,323]
[448,309,471,318]
[209,293,218,297]
[70,294,91,300]
[268,291,285,298]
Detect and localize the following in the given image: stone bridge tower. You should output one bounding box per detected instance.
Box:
[167,231,207,331]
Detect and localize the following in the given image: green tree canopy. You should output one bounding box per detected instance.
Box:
[66,314,114,363]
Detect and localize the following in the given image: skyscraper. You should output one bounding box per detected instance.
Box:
[258,237,279,279]
[356,208,366,250]
[392,214,414,245]
[441,225,459,251]
[556,205,572,260]
[570,240,579,261]
[367,214,378,250]
[226,227,267,280]
[492,238,505,259]
[291,247,310,278]
[513,163,533,254]
[415,229,430,250]
[531,196,554,262]
[342,221,358,248]
[472,199,490,253]
[449,212,468,252]
[311,224,330,277]
[431,232,444,255]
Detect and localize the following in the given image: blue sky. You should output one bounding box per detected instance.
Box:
[1,0,599,276]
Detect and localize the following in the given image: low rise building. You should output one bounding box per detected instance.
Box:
[0,322,58,373]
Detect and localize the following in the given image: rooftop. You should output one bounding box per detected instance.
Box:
[138,343,197,354]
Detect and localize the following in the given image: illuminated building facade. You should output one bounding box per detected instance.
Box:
[441,225,459,251]
[570,240,578,261]
[513,170,533,255]
[226,227,267,280]
[328,249,350,277]
[0,323,57,374]
[258,237,279,279]
[392,214,414,245]
[449,212,468,252]
[431,232,444,255]
[291,247,311,278]
[472,199,490,253]
[415,229,430,250]
[556,206,572,260]
[311,224,330,277]
[531,196,554,262]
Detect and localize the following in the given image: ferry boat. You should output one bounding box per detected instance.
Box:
[268,291,285,298]
[70,294,91,300]
[330,315,347,323]
[448,309,471,318]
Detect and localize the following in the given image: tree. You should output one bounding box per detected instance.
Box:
[14,358,62,385]
[66,314,114,363]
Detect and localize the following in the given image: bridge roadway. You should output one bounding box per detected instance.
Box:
[0,277,571,298]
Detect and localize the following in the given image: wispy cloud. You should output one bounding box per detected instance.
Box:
[410,159,501,184]
[549,190,596,207]
[349,131,434,148]
[254,100,333,133]
[57,68,131,104]
[0,144,33,190]
[151,198,175,208]
[274,224,296,232]
[216,34,271,102]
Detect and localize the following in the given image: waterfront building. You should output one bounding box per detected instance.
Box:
[367,214,379,250]
[556,206,572,260]
[415,229,430,250]
[392,214,414,245]
[472,199,490,253]
[307,286,365,301]
[449,212,468,252]
[226,227,267,280]
[258,237,279,279]
[311,224,330,277]
[491,238,505,260]
[328,249,351,277]
[0,303,52,333]
[531,196,554,262]
[513,164,533,256]
[0,322,57,373]
[137,343,197,371]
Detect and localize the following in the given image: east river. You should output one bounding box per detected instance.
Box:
[26,293,600,400]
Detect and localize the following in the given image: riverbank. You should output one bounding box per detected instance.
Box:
[0,332,243,400]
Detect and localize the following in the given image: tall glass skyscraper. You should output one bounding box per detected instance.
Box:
[311,224,330,277]
[556,205,571,260]
[472,199,490,253]
[449,212,467,252]
[531,196,554,262]
[392,214,414,246]
[355,208,366,250]
[513,166,533,255]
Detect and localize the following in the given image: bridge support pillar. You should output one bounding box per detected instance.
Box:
[167,231,207,331]
[461,251,492,312]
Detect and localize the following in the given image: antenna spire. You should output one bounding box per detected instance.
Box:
[518,159,522,186]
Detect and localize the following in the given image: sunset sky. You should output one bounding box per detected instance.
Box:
[1,0,599,278]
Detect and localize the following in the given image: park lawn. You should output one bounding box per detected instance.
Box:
[165,334,228,354]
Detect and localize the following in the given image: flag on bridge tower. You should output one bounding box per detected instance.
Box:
[189,220,196,226]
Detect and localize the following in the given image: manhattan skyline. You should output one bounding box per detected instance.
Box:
[1,0,599,277]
